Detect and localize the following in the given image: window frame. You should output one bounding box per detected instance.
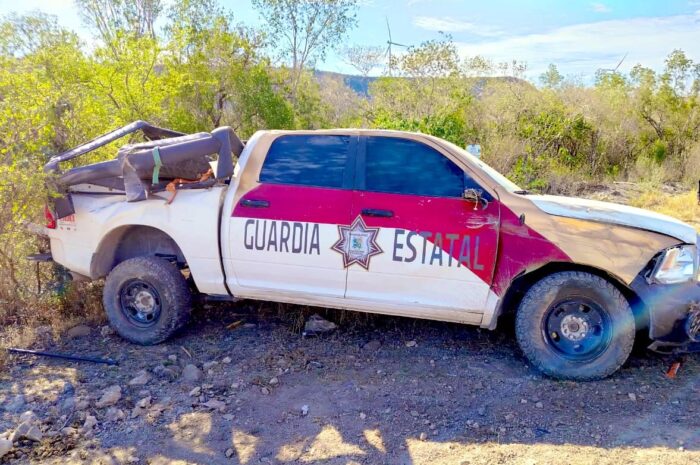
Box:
[259,134,358,190]
[357,135,489,200]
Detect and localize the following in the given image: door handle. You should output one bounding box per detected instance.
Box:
[361,208,393,218]
[240,199,269,208]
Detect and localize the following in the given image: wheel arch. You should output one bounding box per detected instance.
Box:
[90,225,187,279]
[496,262,646,329]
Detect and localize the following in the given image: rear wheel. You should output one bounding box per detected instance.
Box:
[515,271,635,380]
[103,256,192,345]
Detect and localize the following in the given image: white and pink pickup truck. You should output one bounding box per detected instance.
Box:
[42,121,700,380]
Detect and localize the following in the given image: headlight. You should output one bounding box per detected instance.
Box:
[652,245,698,284]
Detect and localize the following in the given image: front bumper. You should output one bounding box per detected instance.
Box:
[630,275,700,349]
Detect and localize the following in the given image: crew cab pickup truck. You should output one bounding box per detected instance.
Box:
[43,121,700,380]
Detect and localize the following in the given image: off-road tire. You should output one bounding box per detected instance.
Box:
[515,271,635,380]
[103,256,192,345]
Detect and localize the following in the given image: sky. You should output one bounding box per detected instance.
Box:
[1,0,699,82]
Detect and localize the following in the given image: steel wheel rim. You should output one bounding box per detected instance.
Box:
[118,279,162,328]
[542,297,612,362]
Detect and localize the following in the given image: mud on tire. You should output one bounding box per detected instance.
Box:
[515,271,635,380]
[103,256,192,345]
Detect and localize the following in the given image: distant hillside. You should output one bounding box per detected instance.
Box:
[315,70,377,95]
[314,70,533,97]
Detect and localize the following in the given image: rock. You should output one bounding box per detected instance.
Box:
[535,402,544,409]
[128,370,151,386]
[95,385,121,408]
[65,325,91,339]
[60,427,77,436]
[0,438,11,458]
[83,415,98,431]
[225,448,235,458]
[12,422,42,442]
[4,394,25,413]
[223,414,234,421]
[628,393,637,402]
[477,407,486,417]
[61,397,76,412]
[153,364,178,381]
[302,314,337,336]
[35,325,53,339]
[203,361,218,370]
[419,432,428,441]
[301,405,309,416]
[131,396,152,418]
[261,387,270,395]
[19,411,38,424]
[362,340,382,351]
[147,403,167,420]
[222,357,232,364]
[127,455,139,463]
[62,382,75,396]
[100,325,114,337]
[189,387,201,397]
[269,377,279,386]
[105,407,125,422]
[168,354,178,362]
[405,340,417,348]
[359,412,367,420]
[75,399,90,411]
[202,399,226,412]
[181,364,202,383]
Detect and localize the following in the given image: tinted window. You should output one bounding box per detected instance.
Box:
[260,135,351,188]
[365,137,466,197]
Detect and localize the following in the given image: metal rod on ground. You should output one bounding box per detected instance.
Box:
[7,348,118,366]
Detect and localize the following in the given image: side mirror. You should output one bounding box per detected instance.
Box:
[463,188,488,210]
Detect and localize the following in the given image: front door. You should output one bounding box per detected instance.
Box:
[227,134,356,299]
[344,135,500,317]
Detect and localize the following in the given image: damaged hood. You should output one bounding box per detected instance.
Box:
[528,194,697,245]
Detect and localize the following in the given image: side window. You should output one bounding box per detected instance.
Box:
[260,135,351,188]
[365,137,471,197]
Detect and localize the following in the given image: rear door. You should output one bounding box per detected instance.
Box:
[227,134,356,299]
[344,135,500,316]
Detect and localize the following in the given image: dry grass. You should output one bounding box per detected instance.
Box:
[630,189,700,232]
[0,281,105,369]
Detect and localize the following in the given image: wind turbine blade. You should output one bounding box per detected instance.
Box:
[614,52,628,72]
[386,16,392,42]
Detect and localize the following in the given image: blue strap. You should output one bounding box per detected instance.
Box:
[152,147,162,185]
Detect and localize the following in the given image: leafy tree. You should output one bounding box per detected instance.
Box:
[251,0,358,102]
[75,0,162,43]
[540,63,564,88]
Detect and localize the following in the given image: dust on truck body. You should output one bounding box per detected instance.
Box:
[42,122,700,380]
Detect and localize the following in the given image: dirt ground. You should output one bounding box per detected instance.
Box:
[1,302,698,465]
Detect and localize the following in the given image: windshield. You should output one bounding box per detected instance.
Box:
[438,139,523,193]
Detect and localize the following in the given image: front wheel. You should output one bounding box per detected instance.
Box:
[103,256,192,345]
[515,271,635,380]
